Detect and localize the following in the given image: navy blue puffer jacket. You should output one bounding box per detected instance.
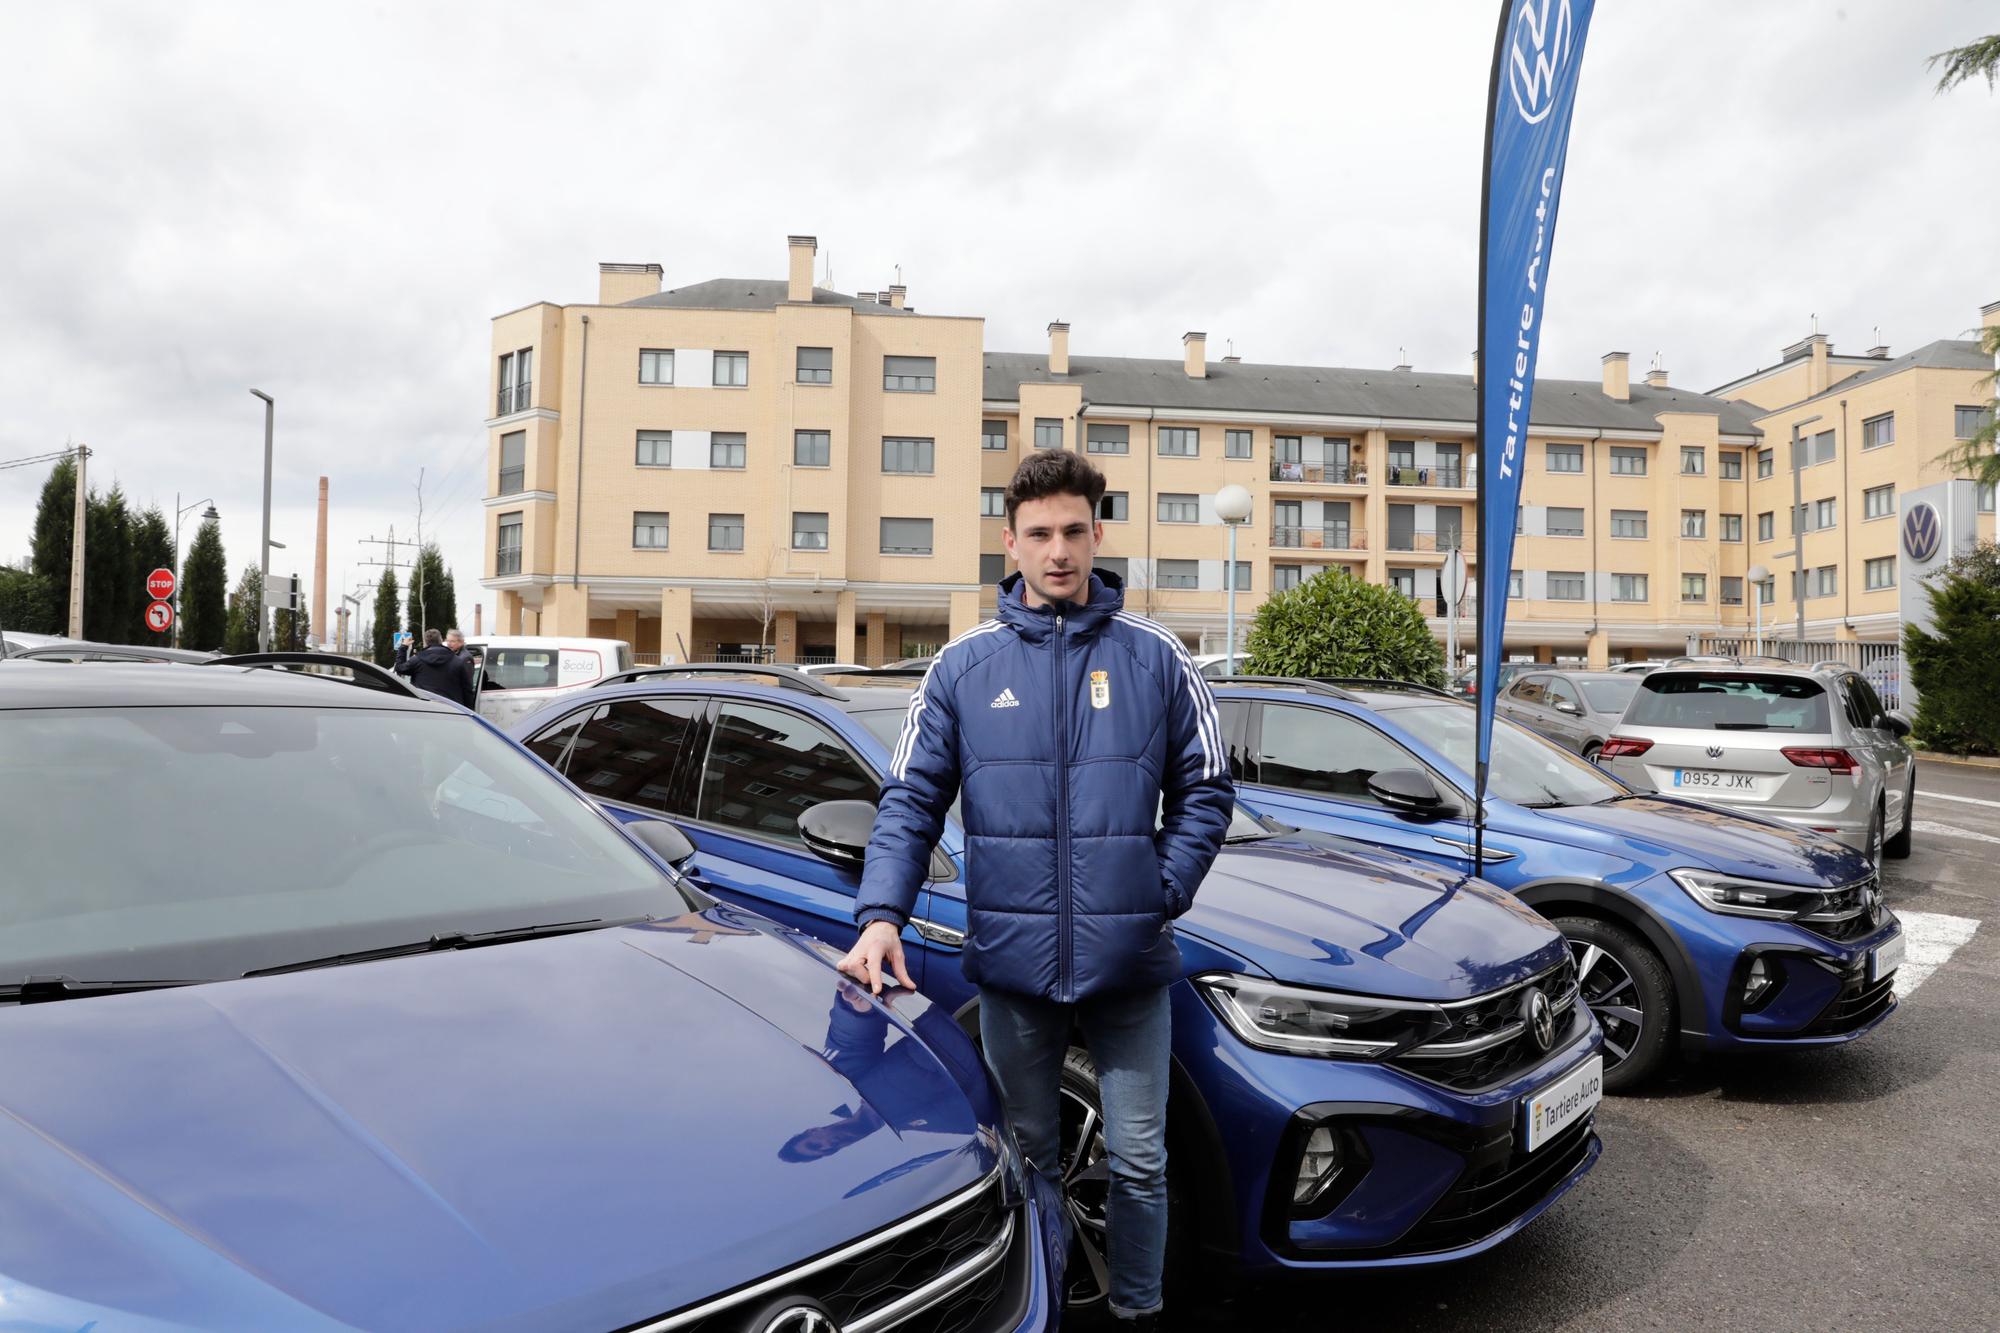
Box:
[856,570,1234,1002]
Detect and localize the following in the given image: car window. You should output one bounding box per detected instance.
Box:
[1579,677,1639,716]
[1216,699,1253,780]
[563,698,702,812]
[1255,704,1424,807]
[1509,675,1546,704]
[1845,676,1886,729]
[1544,677,1580,710]
[1386,703,1623,808]
[700,703,879,844]
[481,648,559,690]
[523,707,592,772]
[1625,674,1831,732]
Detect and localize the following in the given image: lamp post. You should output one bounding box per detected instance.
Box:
[1214,484,1254,668]
[1747,562,1770,654]
[1788,413,1823,647]
[251,389,274,650]
[173,496,217,647]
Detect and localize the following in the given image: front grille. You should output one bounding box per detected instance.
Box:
[1400,1115,1597,1255]
[1797,874,1885,943]
[1391,957,1580,1091]
[644,1172,1016,1333]
[1806,968,1896,1035]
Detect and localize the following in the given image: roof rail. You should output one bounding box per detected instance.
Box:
[824,666,929,679]
[592,663,845,699]
[1209,674,1359,701]
[204,652,420,697]
[1310,676,1457,699]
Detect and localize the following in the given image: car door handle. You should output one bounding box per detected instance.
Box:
[1432,836,1517,863]
[910,917,965,948]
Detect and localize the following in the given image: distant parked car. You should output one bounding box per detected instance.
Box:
[795,661,868,677]
[1496,669,1642,760]
[1452,661,1539,697]
[1612,660,1669,674]
[0,631,67,657]
[1192,651,1247,678]
[463,634,632,729]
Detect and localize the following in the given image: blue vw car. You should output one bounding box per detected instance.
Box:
[0,658,1054,1331]
[1209,678,1905,1090]
[514,665,1606,1311]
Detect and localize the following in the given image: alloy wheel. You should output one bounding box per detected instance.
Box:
[1571,939,1645,1072]
[1057,1082,1113,1309]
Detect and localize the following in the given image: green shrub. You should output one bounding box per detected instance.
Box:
[1906,542,2000,755]
[1243,570,1446,686]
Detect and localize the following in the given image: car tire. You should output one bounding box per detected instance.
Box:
[1884,779,1914,860]
[1581,740,1603,764]
[1865,802,1885,870]
[1058,1046,1192,1324]
[1555,916,1675,1094]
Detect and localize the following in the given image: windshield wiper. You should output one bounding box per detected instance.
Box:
[244,915,657,978]
[0,976,210,1005]
[1712,722,1774,730]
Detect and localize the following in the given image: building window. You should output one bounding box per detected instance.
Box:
[636,430,672,467]
[1545,443,1583,473]
[1861,412,1894,449]
[1680,447,1705,475]
[708,513,745,551]
[1100,491,1129,522]
[1757,578,1775,605]
[1793,430,1836,467]
[1156,559,1199,589]
[1226,429,1253,459]
[792,512,829,551]
[498,430,525,495]
[883,355,936,392]
[1863,484,1895,520]
[496,348,532,415]
[881,436,935,474]
[796,346,832,385]
[1548,572,1586,601]
[1611,573,1649,603]
[1228,562,1252,591]
[1794,565,1838,599]
[1508,571,1524,599]
[1034,418,1063,449]
[1720,576,1744,605]
[980,553,1007,583]
[1720,513,1743,542]
[633,512,670,549]
[1547,506,1586,537]
[1719,451,1743,479]
[1388,568,1417,598]
[1865,556,1896,591]
[639,349,674,386]
[1611,509,1648,539]
[710,433,747,469]
[495,511,523,575]
[1609,447,1647,476]
[1757,448,1774,479]
[1273,435,1305,468]
[1982,482,1997,513]
[713,351,749,387]
[1681,573,1707,602]
[1158,493,1199,524]
[1758,511,1774,542]
[880,517,933,555]
[1680,509,1706,539]
[980,488,1005,518]
[1812,497,1837,530]
[1087,423,1129,454]
[1094,556,1127,582]
[794,430,830,468]
[1274,564,1303,592]
[1955,405,1993,439]
[1159,427,1199,457]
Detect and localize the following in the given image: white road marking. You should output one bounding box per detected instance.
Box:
[1891,911,1980,998]
[1916,788,2000,810]
[1910,819,2000,848]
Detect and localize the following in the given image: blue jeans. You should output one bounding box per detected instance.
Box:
[979,984,1171,1319]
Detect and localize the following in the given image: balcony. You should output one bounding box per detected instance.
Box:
[495,381,532,417]
[1386,464,1469,488]
[1386,529,1471,554]
[1270,461,1366,485]
[1273,524,1366,551]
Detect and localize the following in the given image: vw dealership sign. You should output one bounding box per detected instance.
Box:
[1902,501,1942,563]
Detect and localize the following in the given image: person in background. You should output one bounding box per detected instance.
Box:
[394,628,476,706]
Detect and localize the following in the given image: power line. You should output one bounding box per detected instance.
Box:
[0,447,83,473]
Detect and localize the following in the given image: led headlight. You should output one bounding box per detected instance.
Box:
[1668,868,1837,922]
[1195,973,1448,1059]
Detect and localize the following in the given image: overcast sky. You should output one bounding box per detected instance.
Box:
[2,1,1994,633]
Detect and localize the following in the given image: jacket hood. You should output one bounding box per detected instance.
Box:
[996,569,1124,642]
[1176,830,1568,1000]
[1531,794,1875,885]
[0,913,994,1331]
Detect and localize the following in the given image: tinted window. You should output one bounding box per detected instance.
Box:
[1579,678,1639,716]
[1386,704,1622,807]
[1215,699,1252,779]
[482,648,558,689]
[700,703,879,843]
[1255,705,1423,807]
[524,708,591,771]
[1510,675,1547,705]
[1850,676,1886,726]
[564,698,702,812]
[1544,677,1581,711]
[1625,675,1831,733]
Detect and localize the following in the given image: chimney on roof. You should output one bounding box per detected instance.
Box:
[857,291,876,304]
[1865,344,1890,359]
[875,291,891,306]
[1047,321,1070,376]
[1983,298,2000,332]
[1471,350,1479,386]
[887,284,907,310]
[1645,366,1669,389]
[598,262,663,304]
[1183,331,1207,379]
[1601,351,1630,401]
[1221,354,1241,364]
[787,235,816,303]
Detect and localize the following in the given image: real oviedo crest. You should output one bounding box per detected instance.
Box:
[1089,670,1111,711]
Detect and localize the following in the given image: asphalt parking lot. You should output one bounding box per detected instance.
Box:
[1182,756,1998,1331]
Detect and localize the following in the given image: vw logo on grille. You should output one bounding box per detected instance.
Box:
[762,1305,839,1333]
[1520,987,1556,1052]
[1705,744,1725,759]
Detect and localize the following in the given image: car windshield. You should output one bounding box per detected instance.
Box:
[1579,678,1640,715]
[1388,703,1624,808]
[1625,674,1831,732]
[0,705,690,984]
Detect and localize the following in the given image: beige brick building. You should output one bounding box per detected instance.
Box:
[483,236,1996,666]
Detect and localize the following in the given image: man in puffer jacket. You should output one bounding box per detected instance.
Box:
[840,449,1233,1328]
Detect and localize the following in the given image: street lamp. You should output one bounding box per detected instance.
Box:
[172,496,217,647]
[1747,562,1770,653]
[1215,484,1254,669]
[1788,413,1824,646]
[251,389,274,651]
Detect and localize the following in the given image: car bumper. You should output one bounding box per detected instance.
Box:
[1175,987,1604,1272]
[1670,904,1904,1053]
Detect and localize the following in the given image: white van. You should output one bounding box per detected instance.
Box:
[463,636,635,729]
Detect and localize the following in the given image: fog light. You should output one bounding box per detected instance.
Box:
[1743,956,1778,1010]
[1293,1127,1343,1206]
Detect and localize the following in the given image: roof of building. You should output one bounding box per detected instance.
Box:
[981,352,1767,436]
[619,279,915,316]
[1774,338,1993,414]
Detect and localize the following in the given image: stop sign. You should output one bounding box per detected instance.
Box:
[146,600,175,633]
[146,567,176,601]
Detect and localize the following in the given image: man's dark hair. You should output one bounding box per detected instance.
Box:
[423,628,443,647]
[1004,449,1106,528]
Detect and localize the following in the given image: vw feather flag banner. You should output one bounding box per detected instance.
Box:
[1475,0,1595,835]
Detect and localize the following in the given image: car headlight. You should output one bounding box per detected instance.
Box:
[1194,973,1448,1059]
[1668,867,1849,922]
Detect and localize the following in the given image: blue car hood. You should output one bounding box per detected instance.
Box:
[1177,832,1568,1001]
[1530,795,1873,885]
[0,913,993,1332]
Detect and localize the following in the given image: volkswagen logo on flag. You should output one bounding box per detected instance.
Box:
[1509,0,1575,125]
[1902,502,1942,564]
[1520,987,1557,1052]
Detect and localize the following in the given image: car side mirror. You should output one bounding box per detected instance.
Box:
[1366,768,1448,817]
[629,818,698,869]
[800,799,879,868]
[1877,712,1911,738]
[1553,699,1581,715]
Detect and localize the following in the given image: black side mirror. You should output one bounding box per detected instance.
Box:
[629,819,698,869]
[800,799,879,868]
[1877,713,1912,738]
[1366,768,1448,817]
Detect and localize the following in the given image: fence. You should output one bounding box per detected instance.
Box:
[1693,635,1903,710]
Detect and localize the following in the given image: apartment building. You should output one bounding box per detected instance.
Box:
[483,235,1996,666]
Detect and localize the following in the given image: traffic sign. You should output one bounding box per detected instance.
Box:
[1442,549,1469,609]
[146,566,176,601]
[146,599,175,634]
